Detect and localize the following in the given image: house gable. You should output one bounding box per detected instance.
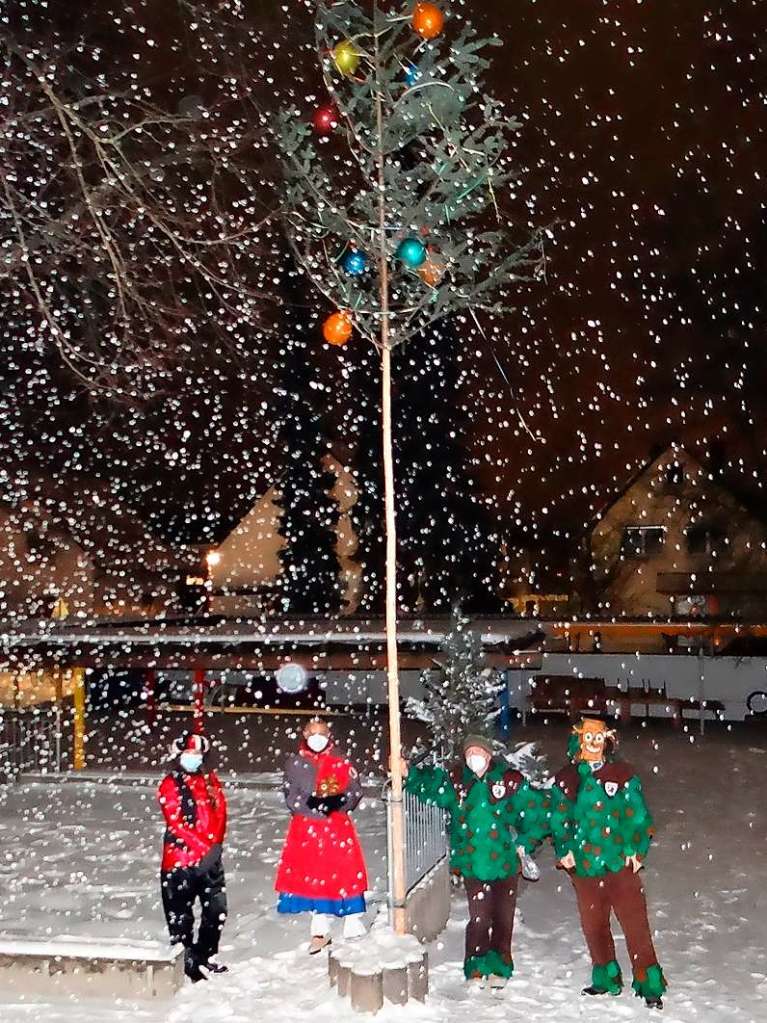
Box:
[590,444,767,616]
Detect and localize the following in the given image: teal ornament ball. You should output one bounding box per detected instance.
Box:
[342,249,368,275]
[396,237,427,269]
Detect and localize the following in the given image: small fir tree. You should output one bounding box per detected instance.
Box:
[406,608,503,761]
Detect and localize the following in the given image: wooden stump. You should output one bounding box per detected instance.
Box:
[328,952,339,988]
[336,962,351,998]
[350,970,383,1014]
[329,935,430,1013]
[408,953,429,1002]
[382,965,408,1005]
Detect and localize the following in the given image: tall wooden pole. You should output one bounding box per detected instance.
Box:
[72,667,86,771]
[374,4,407,935]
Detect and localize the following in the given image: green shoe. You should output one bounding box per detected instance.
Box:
[632,964,667,1005]
[583,960,622,996]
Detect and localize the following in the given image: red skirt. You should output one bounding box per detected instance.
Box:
[275,812,368,902]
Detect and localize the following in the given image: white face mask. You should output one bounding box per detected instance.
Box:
[467,754,489,775]
[180,751,204,773]
[306,733,329,753]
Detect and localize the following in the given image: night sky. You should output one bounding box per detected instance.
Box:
[2,0,766,575]
[473,0,767,540]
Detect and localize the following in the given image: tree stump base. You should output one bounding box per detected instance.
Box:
[350,970,384,1014]
[327,929,429,1015]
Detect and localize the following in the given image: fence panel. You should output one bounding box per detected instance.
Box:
[0,706,63,777]
[403,786,448,893]
[385,746,449,910]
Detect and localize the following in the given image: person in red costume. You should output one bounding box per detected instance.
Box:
[158,732,228,982]
[275,719,368,953]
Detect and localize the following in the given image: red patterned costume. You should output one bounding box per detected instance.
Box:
[275,742,367,916]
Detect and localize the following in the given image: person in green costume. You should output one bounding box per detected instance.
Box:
[403,734,548,989]
[550,717,667,1010]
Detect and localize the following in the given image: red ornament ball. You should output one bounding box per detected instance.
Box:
[412,2,444,40]
[312,104,339,136]
[323,311,354,346]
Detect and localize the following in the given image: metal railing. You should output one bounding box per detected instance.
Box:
[0,705,64,777]
[385,745,449,905]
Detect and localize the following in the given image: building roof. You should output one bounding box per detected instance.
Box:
[590,442,691,528]
[590,442,766,534]
[0,615,544,672]
[0,470,191,579]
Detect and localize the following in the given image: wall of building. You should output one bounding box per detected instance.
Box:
[208,456,362,612]
[0,509,94,621]
[0,668,77,707]
[323,670,427,706]
[591,448,767,617]
[516,651,766,721]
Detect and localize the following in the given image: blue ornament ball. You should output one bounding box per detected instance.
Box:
[403,62,421,87]
[342,249,368,276]
[396,237,427,269]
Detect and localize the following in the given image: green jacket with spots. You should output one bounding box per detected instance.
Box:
[549,760,655,878]
[404,758,550,882]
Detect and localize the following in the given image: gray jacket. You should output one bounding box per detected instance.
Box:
[283,751,364,820]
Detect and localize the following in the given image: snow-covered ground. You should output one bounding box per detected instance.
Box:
[0,728,764,1022]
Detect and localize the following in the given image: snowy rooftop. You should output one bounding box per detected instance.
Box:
[0,615,544,659]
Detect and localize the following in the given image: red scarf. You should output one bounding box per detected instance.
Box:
[299,742,353,796]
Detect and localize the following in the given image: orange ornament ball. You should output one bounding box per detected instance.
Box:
[418,256,445,287]
[323,310,354,346]
[412,2,444,40]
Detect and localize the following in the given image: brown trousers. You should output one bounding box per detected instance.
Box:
[465,876,519,966]
[572,868,659,978]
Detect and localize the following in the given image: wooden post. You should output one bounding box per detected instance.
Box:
[328,951,339,987]
[499,670,511,739]
[145,668,157,727]
[407,953,429,1001]
[382,965,409,1006]
[337,963,352,998]
[382,340,406,935]
[193,669,205,733]
[697,643,706,737]
[72,667,86,771]
[54,668,64,774]
[350,970,384,1014]
[373,4,406,936]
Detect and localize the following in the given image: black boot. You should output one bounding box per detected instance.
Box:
[202,960,229,975]
[645,996,663,1011]
[184,948,207,983]
[582,986,612,996]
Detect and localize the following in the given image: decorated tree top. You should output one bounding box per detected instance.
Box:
[277,0,544,348]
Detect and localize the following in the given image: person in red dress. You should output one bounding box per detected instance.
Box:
[275,719,368,953]
[158,732,228,982]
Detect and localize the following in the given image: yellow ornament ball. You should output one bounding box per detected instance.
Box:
[333,40,360,77]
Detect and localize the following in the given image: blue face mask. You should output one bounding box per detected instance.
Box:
[180,752,204,774]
